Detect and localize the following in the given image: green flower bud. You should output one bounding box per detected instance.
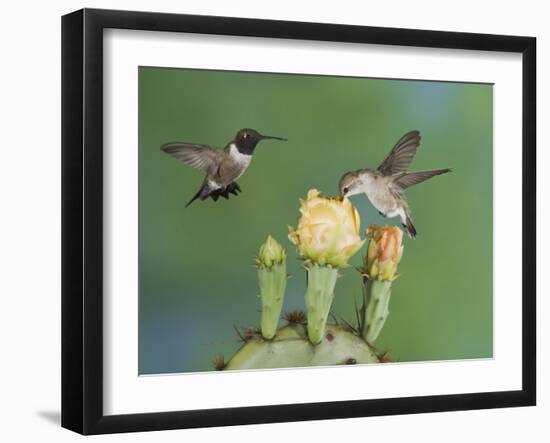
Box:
[257,235,286,268]
[256,236,287,340]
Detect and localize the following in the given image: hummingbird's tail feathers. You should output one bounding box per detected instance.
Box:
[403,215,417,239]
[186,180,217,207]
[397,208,416,239]
[394,168,451,190]
[186,187,205,207]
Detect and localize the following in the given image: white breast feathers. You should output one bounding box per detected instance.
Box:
[229,143,252,168]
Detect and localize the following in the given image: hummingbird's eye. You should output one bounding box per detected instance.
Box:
[343,187,349,194]
[243,133,249,139]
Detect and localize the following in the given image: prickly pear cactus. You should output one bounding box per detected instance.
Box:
[225,323,380,370]
[215,190,404,372]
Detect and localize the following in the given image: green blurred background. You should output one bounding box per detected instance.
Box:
[138,67,493,375]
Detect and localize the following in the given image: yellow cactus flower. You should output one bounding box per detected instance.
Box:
[257,235,287,268]
[288,189,364,268]
[364,224,404,281]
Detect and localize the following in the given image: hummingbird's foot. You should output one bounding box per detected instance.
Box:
[227,182,242,196]
[379,211,386,217]
[207,183,242,202]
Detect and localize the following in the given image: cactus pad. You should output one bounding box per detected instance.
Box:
[224,323,380,370]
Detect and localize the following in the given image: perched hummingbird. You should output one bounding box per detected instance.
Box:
[161,128,287,207]
[338,130,451,238]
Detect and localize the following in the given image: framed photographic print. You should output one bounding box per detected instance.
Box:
[61,8,536,435]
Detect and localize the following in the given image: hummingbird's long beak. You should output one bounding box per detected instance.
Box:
[260,134,288,142]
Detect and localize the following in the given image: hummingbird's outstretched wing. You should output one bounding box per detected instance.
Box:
[393,168,452,190]
[377,130,421,176]
[161,143,223,175]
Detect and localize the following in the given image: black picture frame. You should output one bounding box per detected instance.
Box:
[61,8,536,435]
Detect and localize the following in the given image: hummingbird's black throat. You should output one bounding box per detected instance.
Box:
[234,140,260,156]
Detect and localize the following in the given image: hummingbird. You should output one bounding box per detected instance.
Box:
[338,130,451,238]
[161,128,287,207]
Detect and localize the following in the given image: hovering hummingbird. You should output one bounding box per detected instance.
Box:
[338,130,451,238]
[161,128,287,207]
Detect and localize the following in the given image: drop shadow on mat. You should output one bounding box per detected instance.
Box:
[36,410,61,426]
